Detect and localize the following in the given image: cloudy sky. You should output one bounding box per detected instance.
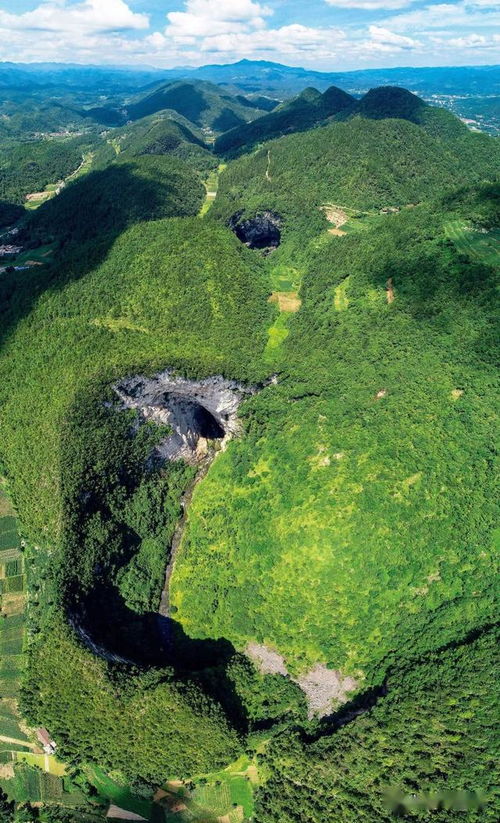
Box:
[0,0,498,70]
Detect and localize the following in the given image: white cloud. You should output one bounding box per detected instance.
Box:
[384,1,500,32]
[198,23,347,56]
[0,0,497,70]
[166,0,272,40]
[369,24,422,47]
[448,32,500,47]
[0,0,149,35]
[324,0,415,9]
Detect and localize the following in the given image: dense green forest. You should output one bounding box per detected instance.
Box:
[213,115,500,229]
[0,81,498,821]
[0,213,272,785]
[256,627,500,822]
[22,155,206,257]
[92,112,218,177]
[0,136,97,213]
[215,85,465,157]
[172,192,499,682]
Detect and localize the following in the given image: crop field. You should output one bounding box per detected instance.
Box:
[0,482,29,772]
[445,220,500,266]
[85,765,153,820]
[0,525,20,550]
[2,760,90,808]
[17,751,67,776]
[0,701,29,742]
[15,241,56,268]
[0,575,25,594]
[161,765,255,823]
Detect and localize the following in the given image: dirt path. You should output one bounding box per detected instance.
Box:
[26,153,93,204]
[0,734,37,750]
[265,149,272,182]
[386,277,395,304]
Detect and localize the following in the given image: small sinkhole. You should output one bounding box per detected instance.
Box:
[229,210,282,251]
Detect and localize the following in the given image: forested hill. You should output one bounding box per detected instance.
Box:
[21,155,206,260]
[215,84,354,155]
[216,85,468,156]
[126,79,269,132]
[91,111,218,176]
[212,114,499,232]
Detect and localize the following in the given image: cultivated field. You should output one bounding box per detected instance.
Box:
[0,482,25,714]
[445,220,500,267]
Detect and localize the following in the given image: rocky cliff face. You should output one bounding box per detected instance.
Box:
[229,210,282,250]
[114,370,256,464]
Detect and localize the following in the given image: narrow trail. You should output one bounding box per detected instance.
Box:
[159,459,212,617]
[199,163,225,217]
[265,149,272,182]
[0,734,36,750]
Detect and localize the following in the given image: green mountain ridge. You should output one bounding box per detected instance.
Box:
[215,84,468,156]
[215,83,354,155]
[126,79,268,133]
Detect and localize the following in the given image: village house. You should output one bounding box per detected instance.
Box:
[35,727,57,755]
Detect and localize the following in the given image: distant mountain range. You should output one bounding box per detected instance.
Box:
[1,59,499,97]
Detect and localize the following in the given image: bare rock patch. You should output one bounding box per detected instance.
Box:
[245,643,359,718]
[296,664,358,719]
[246,642,288,676]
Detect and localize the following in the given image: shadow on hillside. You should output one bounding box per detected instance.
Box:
[0,163,199,352]
[70,578,249,731]
[129,84,209,126]
[0,200,24,228]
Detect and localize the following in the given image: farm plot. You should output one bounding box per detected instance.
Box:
[445,220,500,267]
[0,701,29,742]
[161,771,254,822]
[0,481,28,762]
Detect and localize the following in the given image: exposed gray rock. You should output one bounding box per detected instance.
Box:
[229,210,282,251]
[296,664,358,719]
[245,642,359,718]
[114,370,256,464]
[246,642,289,676]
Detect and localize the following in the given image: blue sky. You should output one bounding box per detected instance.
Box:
[0,1,498,70]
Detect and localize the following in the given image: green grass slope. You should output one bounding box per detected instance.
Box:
[215,85,354,156]
[126,80,266,133]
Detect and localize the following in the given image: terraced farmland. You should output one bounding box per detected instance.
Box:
[445,219,500,266]
[0,480,25,710]
[0,477,30,780]
[0,485,93,813]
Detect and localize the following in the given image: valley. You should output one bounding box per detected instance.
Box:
[0,61,498,823]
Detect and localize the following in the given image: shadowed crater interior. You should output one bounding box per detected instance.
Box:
[229,210,282,251]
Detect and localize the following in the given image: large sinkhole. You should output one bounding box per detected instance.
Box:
[229,210,282,251]
[114,371,255,464]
